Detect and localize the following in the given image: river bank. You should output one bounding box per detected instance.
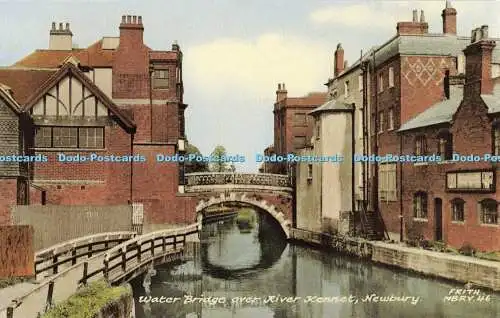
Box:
[290,227,500,292]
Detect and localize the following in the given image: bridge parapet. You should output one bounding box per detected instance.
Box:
[185,172,291,188]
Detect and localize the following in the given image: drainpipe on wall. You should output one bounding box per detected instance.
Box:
[130,133,134,204]
[351,103,356,234]
[372,51,380,214]
[399,133,404,242]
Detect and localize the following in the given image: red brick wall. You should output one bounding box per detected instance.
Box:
[33,125,132,205]
[0,225,34,277]
[374,55,457,236]
[29,185,44,205]
[401,93,500,251]
[0,179,16,225]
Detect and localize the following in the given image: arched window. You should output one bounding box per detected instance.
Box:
[479,199,498,224]
[451,198,465,222]
[492,122,500,156]
[413,191,428,219]
[415,135,427,156]
[437,130,453,160]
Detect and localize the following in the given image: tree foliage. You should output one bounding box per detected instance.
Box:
[185,143,208,173]
[209,145,236,172]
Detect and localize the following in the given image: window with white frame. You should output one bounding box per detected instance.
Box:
[415,135,426,156]
[451,198,465,222]
[389,67,394,87]
[413,192,428,219]
[379,163,397,201]
[479,199,498,225]
[378,111,384,133]
[378,74,384,92]
[388,108,394,130]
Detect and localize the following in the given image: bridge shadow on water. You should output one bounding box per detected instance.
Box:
[131,209,500,318]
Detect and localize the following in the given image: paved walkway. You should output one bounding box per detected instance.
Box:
[0,281,38,310]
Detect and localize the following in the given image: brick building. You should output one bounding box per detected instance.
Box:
[0,16,196,228]
[369,3,500,242]
[270,84,327,174]
[398,26,500,251]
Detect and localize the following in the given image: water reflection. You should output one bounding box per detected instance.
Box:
[133,216,500,318]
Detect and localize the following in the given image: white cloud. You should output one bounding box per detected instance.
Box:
[183,33,330,101]
[309,1,500,34]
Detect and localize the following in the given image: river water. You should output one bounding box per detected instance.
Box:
[132,216,499,318]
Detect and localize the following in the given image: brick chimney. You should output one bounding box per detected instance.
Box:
[276,83,287,102]
[334,43,344,77]
[49,22,73,50]
[442,0,457,35]
[463,25,496,96]
[396,9,429,35]
[119,15,144,48]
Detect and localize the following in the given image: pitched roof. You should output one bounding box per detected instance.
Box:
[285,92,328,107]
[14,38,177,69]
[309,99,354,115]
[0,68,56,104]
[14,40,115,68]
[399,83,500,132]
[22,62,136,133]
[0,84,22,114]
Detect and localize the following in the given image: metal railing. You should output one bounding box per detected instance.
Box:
[185,172,292,188]
[0,224,199,318]
[34,232,136,280]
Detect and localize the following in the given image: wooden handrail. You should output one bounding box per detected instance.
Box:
[34,232,136,278]
[1,223,199,318]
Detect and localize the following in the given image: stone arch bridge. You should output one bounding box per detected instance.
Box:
[183,172,294,238]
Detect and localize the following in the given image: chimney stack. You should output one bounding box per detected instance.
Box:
[334,43,345,77]
[172,40,180,51]
[463,25,496,96]
[397,9,429,35]
[119,14,145,47]
[442,0,457,35]
[49,21,73,50]
[276,83,287,102]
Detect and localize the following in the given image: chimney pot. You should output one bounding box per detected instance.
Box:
[65,23,70,31]
[481,25,489,39]
[127,15,131,23]
[278,84,281,90]
[446,0,452,9]
[283,83,286,90]
[138,16,142,24]
[51,22,56,30]
[122,15,126,23]
[59,23,63,30]
[412,10,418,22]
[344,60,348,69]
[132,16,137,24]
[420,10,425,22]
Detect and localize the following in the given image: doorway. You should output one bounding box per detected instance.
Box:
[434,198,443,241]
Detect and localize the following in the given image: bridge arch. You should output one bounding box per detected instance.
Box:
[195,192,291,239]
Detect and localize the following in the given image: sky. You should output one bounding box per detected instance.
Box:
[1,0,500,172]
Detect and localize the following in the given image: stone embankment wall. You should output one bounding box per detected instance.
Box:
[290,228,500,292]
[92,285,134,318]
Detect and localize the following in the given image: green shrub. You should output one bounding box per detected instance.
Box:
[42,280,130,318]
[458,243,476,256]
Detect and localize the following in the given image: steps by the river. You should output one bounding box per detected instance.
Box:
[363,210,384,241]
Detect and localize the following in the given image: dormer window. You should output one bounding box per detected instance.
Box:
[152,69,169,89]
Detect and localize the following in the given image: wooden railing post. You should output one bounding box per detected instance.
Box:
[88,244,93,258]
[45,281,54,312]
[103,258,109,281]
[162,236,166,253]
[137,242,142,263]
[52,255,58,274]
[6,307,13,318]
[173,235,177,250]
[72,249,77,265]
[150,238,155,256]
[81,262,89,285]
[121,249,126,272]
